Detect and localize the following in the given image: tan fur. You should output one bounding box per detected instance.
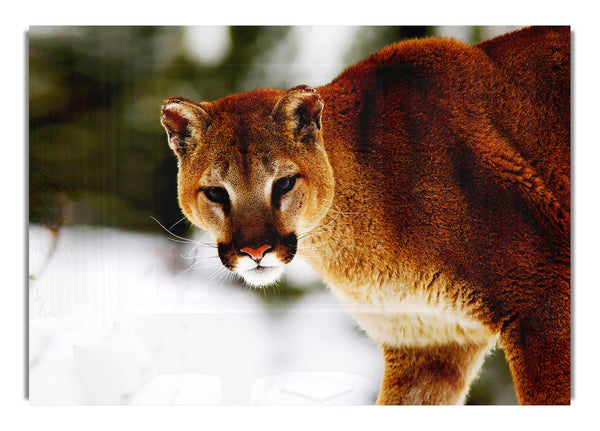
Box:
[161,27,570,404]
[378,341,496,405]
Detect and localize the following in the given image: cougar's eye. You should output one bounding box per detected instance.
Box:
[203,187,229,204]
[273,176,297,197]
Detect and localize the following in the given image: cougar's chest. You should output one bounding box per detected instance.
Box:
[327,280,495,347]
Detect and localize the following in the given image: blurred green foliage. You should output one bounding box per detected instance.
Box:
[28,26,517,404]
[29,26,292,234]
[30,26,505,234]
[467,348,517,404]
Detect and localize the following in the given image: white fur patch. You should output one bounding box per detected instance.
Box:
[280,193,294,214]
[208,204,225,221]
[263,178,274,201]
[328,284,496,347]
[163,102,191,119]
[235,253,286,287]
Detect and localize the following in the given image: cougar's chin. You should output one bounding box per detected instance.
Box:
[239,265,286,287]
[234,253,287,287]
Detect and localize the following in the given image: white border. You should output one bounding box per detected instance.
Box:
[4,2,598,429]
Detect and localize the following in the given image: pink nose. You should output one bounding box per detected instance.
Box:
[240,244,272,261]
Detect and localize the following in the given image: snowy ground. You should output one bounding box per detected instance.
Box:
[28,225,383,405]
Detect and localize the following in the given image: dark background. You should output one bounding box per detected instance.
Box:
[28,26,477,234]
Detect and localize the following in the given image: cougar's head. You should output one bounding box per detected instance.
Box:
[160,86,334,286]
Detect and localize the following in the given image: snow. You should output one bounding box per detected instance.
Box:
[28,225,383,405]
[129,374,222,405]
[251,372,377,405]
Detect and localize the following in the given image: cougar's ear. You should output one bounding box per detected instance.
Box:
[272,85,324,143]
[161,97,211,157]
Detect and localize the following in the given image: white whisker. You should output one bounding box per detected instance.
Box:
[151,216,196,244]
[176,264,207,278]
[169,216,188,231]
[151,217,218,263]
[296,247,324,255]
[296,242,325,249]
[318,202,362,215]
[211,268,238,289]
[297,211,340,241]
[182,255,220,263]
[207,266,230,285]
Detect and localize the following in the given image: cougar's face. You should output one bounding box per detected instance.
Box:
[183,149,309,286]
[161,86,334,286]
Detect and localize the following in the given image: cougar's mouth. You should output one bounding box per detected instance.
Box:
[234,250,287,286]
[238,262,286,287]
[252,265,274,273]
[217,233,297,287]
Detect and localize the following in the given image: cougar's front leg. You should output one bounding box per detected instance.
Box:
[500,313,570,405]
[376,340,494,405]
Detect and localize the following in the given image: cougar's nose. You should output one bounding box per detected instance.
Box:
[240,244,272,262]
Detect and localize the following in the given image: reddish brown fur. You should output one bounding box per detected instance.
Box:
[161,27,570,405]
